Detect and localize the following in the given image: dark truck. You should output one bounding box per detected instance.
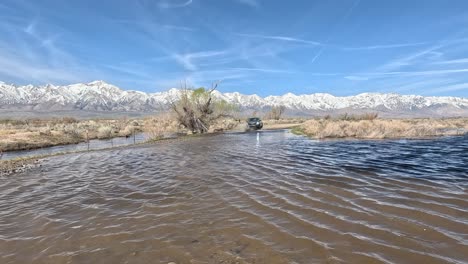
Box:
[246,117,263,130]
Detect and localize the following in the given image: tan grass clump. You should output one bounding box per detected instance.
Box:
[97,126,113,139]
[0,117,143,151]
[299,118,468,139]
[210,118,240,132]
[144,114,179,140]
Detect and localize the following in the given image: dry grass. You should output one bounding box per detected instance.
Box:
[209,118,241,132]
[97,126,113,139]
[297,117,468,139]
[0,113,247,152]
[0,157,41,176]
[262,118,307,125]
[144,113,180,140]
[144,113,244,139]
[0,117,143,152]
[261,118,306,130]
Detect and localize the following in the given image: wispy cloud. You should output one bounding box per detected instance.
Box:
[343,42,427,51]
[236,33,321,46]
[103,64,153,79]
[114,19,196,32]
[363,68,468,77]
[371,37,468,74]
[178,70,248,87]
[226,67,293,73]
[0,14,117,86]
[172,50,230,71]
[345,75,369,81]
[169,67,297,87]
[383,78,454,93]
[342,37,468,94]
[24,21,36,35]
[158,0,193,9]
[352,69,468,80]
[310,48,325,64]
[375,45,443,72]
[311,0,361,64]
[161,24,195,32]
[234,0,260,7]
[173,55,197,71]
[429,83,468,93]
[0,50,83,83]
[434,57,468,64]
[2,0,467,96]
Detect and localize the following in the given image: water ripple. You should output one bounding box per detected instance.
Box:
[0,130,467,263]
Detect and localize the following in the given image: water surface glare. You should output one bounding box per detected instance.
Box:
[1,130,467,263]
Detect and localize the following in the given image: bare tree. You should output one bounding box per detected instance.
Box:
[170,82,236,134]
[267,105,286,120]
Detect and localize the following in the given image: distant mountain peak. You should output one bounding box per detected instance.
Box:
[87,80,108,86]
[0,81,467,116]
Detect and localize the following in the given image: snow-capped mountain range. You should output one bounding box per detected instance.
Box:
[1,80,467,116]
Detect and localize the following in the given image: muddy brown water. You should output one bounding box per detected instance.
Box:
[1,133,148,160]
[0,130,467,264]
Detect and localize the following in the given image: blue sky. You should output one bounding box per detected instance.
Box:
[1,0,468,97]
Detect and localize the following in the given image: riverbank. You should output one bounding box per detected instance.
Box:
[0,135,183,176]
[5,116,466,175]
[0,117,302,175]
[0,116,304,153]
[0,131,226,175]
[0,117,143,152]
[294,117,468,139]
[0,157,42,176]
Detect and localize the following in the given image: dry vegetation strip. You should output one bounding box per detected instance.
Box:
[4,110,465,154]
[296,116,468,139]
[0,157,41,176]
[0,114,244,152]
[261,118,305,130]
[0,117,143,152]
[0,128,236,175]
